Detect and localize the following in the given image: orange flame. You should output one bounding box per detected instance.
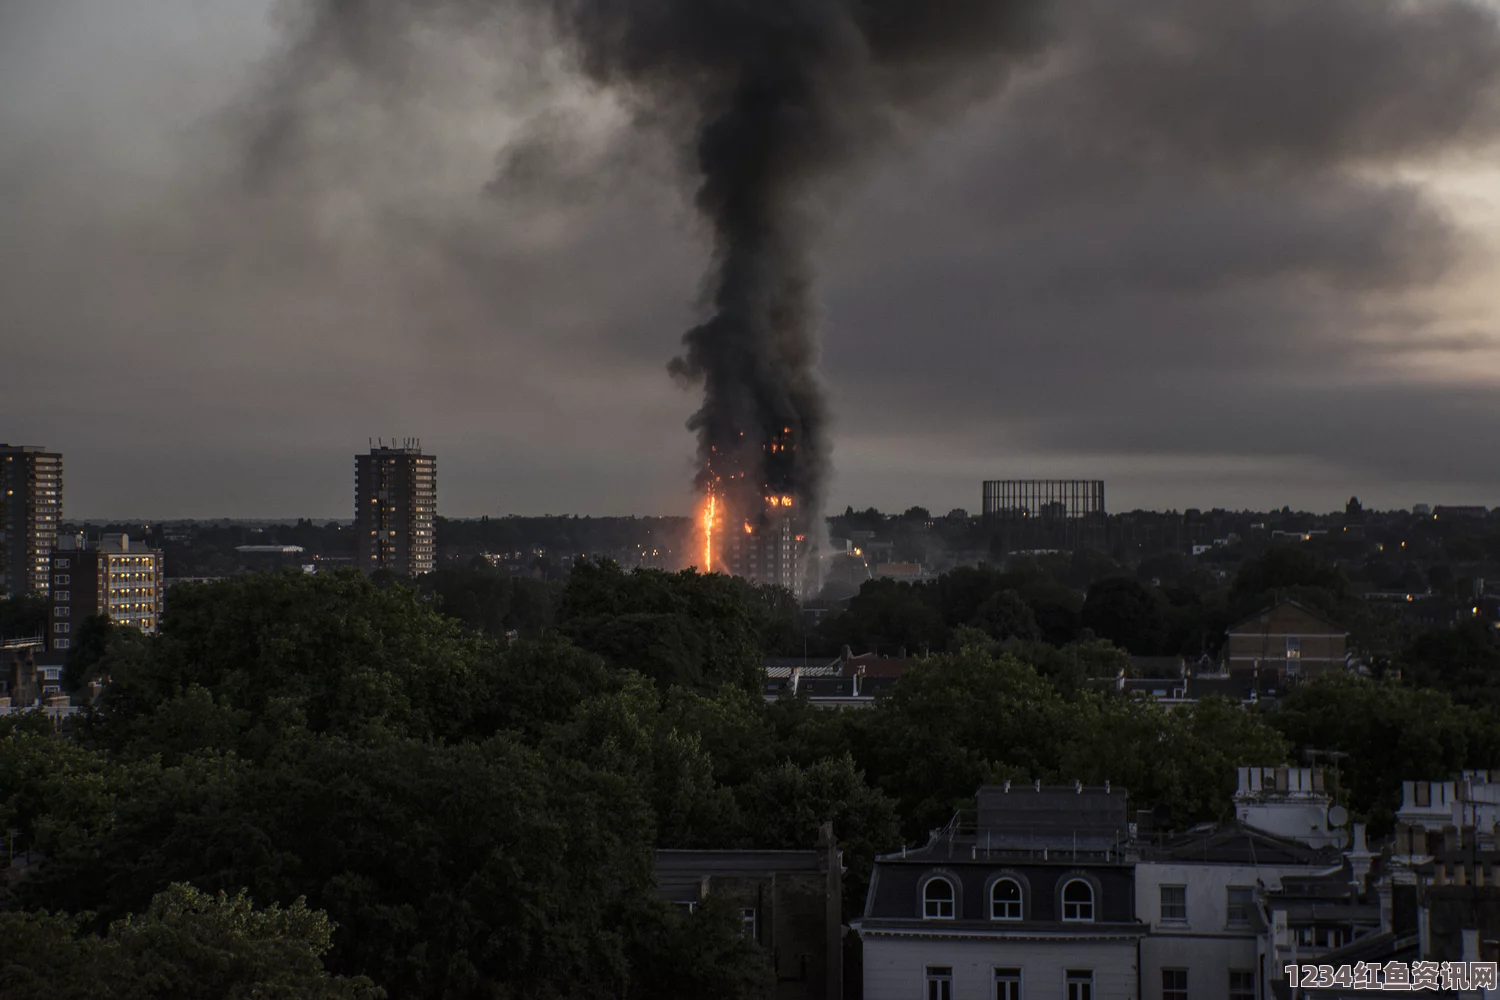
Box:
[701,492,717,571]
[744,522,754,534]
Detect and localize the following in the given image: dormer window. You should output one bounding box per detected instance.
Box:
[1062,879,1095,922]
[991,878,1022,920]
[923,877,955,919]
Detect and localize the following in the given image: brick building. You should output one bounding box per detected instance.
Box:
[49,533,165,652]
[1223,600,1347,679]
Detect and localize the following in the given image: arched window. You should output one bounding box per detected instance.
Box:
[923,876,955,919]
[991,878,1023,920]
[1062,879,1095,922]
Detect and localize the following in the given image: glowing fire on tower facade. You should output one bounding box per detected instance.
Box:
[695,426,813,598]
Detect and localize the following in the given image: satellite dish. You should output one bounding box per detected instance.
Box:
[1329,805,1349,827]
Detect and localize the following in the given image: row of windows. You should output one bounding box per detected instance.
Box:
[924,966,1254,1000]
[927,967,1095,1000]
[1158,884,1255,926]
[922,876,1094,922]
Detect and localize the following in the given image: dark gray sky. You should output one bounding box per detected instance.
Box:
[5,0,1500,519]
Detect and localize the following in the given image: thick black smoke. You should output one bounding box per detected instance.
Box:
[548,0,1047,527]
[248,0,1049,533]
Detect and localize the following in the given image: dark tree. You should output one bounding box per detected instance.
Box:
[1081,578,1168,655]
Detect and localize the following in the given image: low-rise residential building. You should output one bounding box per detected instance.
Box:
[654,828,843,1000]
[856,782,1146,1000]
[1394,772,1500,850]
[763,650,923,708]
[854,766,1500,1000]
[1224,600,1348,680]
[872,562,927,583]
[0,636,72,716]
[1137,821,1339,1000]
[1232,765,1346,851]
[1106,661,1287,709]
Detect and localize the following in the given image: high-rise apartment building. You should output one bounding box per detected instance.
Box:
[1,444,63,599]
[723,502,809,599]
[355,441,437,576]
[49,533,164,651]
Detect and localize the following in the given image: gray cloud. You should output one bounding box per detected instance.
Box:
[820,0,1500,509]
[3,0,1500,520]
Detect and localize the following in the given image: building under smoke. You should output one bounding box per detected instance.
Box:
[721,498,809,599]
[704,427,815,599]
[256,1,1050,567]
[982,479,1107,553]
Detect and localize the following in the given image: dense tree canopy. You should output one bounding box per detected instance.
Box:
[7,556,1500,997]
[0,883,382,1000]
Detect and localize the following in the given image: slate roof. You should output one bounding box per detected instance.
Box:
[1226,598,1346,635]
[1145,821,1340,866]
[974,784,1130,852]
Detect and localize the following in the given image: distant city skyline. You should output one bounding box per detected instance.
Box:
[18,440,1498,522]
[8,1,1500,520]
[38,449,1495,526]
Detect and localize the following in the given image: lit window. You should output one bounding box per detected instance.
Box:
[926,967,952,1000]
[740,908,756,939]
[994,968,1021,1000]
[1066,970,1093,1000]
[55,591,70,602]
[991,878,1022,920]
[923,877,955,919]
[1160,885,1187,922]
[1062,880,1094,922]
[52,622,70,633]
[1286,636,1301,659]
[54,638,70,650]
[1163,968,1187,1000]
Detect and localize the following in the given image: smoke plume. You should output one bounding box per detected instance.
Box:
[246,0,1049,530]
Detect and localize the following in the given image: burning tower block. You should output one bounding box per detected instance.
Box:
[700,427,816,600]
[724,495,809,599]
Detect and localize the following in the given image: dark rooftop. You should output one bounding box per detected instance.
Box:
[1144,821,1338,866]
[973,783,1130,852]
